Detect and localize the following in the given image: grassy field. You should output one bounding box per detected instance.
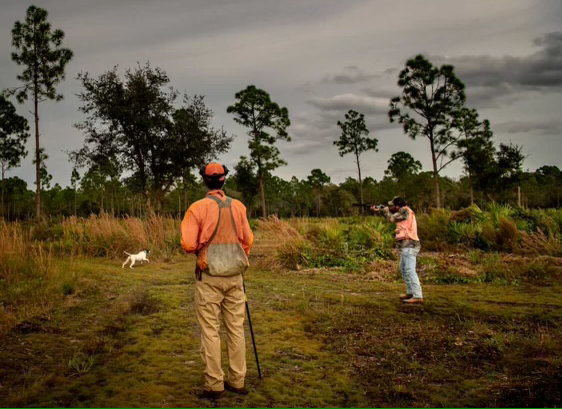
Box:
[1,255,561,407]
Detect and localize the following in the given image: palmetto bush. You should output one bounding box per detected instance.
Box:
[259,216,394,271]
[419,204,561,256]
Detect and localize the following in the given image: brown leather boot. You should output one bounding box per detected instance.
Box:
[225,381,249,395]
[399,294,413,300]
[402,297,424,304]
[197,389,225,400]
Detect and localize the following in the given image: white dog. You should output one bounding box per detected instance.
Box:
[122,250,150,269]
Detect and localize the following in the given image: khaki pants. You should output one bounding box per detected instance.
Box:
[195,273,246,391]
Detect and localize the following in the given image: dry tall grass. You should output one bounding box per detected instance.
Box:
[0,214,181,334]
[60,212,181,258]
[519,229,562,257]
[0,222,56,334]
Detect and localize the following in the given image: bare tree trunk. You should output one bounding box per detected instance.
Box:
[253,124,267,218]
[34,88,41,220]
[183,175,189,214]
[356,153,364,216]
[1,164,5,219]
[517,186,521,207]
[258,170,267,219]
[429,135,441,208]
[468,173,474,205]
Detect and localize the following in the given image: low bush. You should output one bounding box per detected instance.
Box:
[127,289,163,316]
[261,217,394,271]
[419,204,561,256]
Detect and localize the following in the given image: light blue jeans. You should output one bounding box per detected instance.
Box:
[400,247,422,298]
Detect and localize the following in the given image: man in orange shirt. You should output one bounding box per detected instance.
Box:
[181,163,254,399]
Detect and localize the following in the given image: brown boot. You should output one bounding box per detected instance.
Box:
[402,297,424,304]
[225,381,249,395]
[399,294,413,300]
[197,389,225,400]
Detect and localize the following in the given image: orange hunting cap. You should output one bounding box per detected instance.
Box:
[201,162,228,181]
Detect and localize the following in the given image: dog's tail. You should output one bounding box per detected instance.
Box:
[124,251,132,256]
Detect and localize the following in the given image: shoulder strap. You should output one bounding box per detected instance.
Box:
[206,195,231,208]
[204,195,234,247]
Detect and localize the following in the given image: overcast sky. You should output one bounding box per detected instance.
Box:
[1,0,561,187]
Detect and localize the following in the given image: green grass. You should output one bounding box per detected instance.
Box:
[0,257,561,407]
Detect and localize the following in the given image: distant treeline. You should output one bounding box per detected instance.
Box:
[1,162,559,220]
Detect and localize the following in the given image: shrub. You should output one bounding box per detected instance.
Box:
[518,230,562,257]
[417,209,451,250]
[62,283,75,296]
[268,218,393,271]
[497,217,520,252]
[128,289,162,316]
[68,352,96,376]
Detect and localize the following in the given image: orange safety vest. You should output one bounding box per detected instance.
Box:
[197,195,250,276]
[395,206,419,242]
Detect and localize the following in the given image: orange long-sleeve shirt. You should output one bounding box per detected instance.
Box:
[181,190,254,256]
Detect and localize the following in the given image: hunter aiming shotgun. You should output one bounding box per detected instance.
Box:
[353,203,385,210]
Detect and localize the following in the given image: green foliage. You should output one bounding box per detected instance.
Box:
[497,143,524,181]
[417,204,561,256]
[334,110,378,158]
[307,168,331,188]
[229,156,259,209]
[32,148,52,189]
[384,151,422,182]
[10,5,73,219]
[10,6,73,104]
[417,209,451,250]
[73,64,232,206]
[276,218,393,271]
[227,85,291,217]
[389,55,468,207]
[0,95,30,217]
[128,289,162,316]
[455,108,496,193]
[61,282,75,296]
[68,352,96,377]
[0,95,29,173]
[334,110,378,208]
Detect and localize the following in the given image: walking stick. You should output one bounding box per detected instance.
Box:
[243,282,262,379]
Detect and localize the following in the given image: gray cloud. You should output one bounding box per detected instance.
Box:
[321,66,378,85]
[307,93,389,114]
[357,32,562,109]
[428,31,562,107]
[452,32,562,89]
[288,105,397,157]
[495,118,562,135]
